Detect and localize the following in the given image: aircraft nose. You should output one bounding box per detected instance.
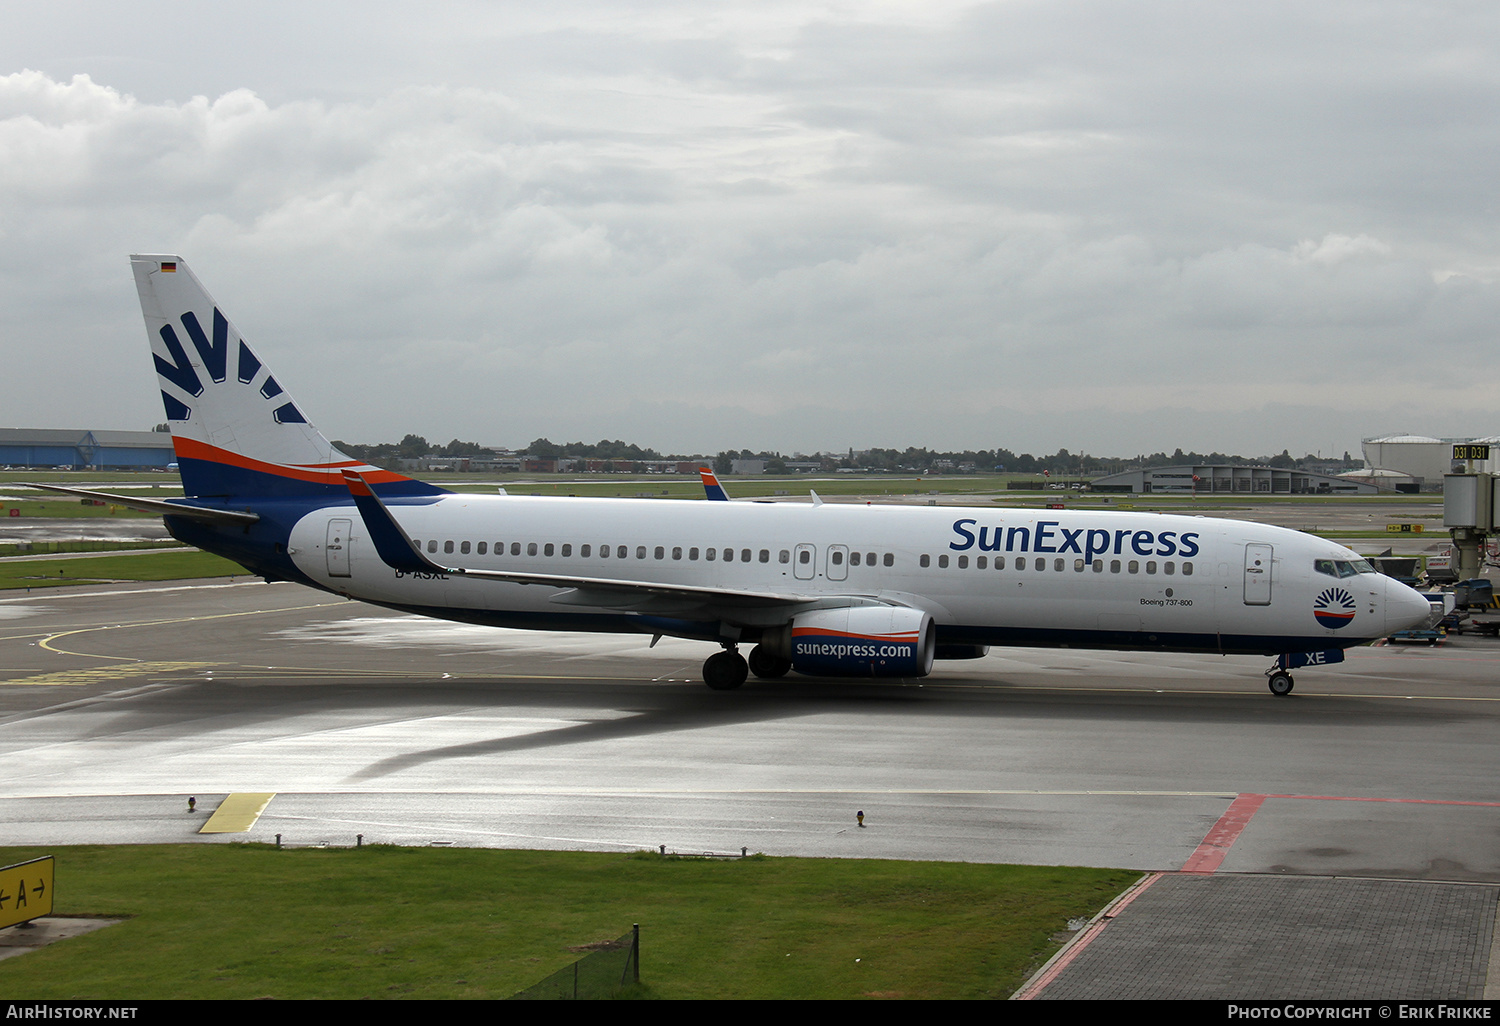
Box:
[1384,577,1434,634]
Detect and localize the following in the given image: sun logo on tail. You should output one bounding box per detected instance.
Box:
[1313,587,1356,629]
[154,307,304,425]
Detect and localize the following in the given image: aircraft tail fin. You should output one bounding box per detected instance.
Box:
[700,467,730,501]
[131,255,442,500]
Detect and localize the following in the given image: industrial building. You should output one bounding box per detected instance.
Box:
[1089,464,1377,495]
[0,429,175,471]
[1359,435,1500,488]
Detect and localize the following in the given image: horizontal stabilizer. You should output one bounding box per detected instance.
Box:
[19,483,259,524]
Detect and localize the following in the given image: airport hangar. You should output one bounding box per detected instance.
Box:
[1088,464,1377,495]
[0,429,174,471]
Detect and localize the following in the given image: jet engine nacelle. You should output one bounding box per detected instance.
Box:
[762,606,936,677]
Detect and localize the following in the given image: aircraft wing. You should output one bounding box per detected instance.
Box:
[19,483,260,524]
[341,470,821,612]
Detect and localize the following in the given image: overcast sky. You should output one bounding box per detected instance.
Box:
[2,1,1497,458]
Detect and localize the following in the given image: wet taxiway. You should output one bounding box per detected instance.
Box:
[1,577,1497,997]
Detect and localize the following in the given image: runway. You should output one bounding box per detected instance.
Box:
[2,576,1498,997]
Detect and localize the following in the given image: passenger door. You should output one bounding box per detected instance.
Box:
[1243,543,1271,605]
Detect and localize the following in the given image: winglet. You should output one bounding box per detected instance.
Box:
[699,467,730,501]
[342,470,440,573]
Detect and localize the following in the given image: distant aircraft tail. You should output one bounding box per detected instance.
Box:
[700,467,730,501]
[131,255,441,500]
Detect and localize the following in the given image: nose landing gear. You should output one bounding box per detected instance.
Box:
[1264,649,1344,696]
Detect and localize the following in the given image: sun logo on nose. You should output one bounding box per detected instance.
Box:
[1313,587,1356,629]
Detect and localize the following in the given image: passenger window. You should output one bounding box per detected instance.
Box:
[562,544,572,557]
[654,546,664,559]
[673,547,682,560]
[1074,558,1084,571]
[511,542,521,556]
[427,540,438,553]
[1092,559,1103,572]
[1183,562,1194,576]
[883,553,894,567]
[957,555,968,569]
[616,545,627,558]
[444,541,454,554]
[798,550,810,564]
[544,543,554,556]
[1146,560,1156,574]
[707,548,716,561]
[477,542,487,555]
[938,554,949,568]
[690,547,700,561]
[920,554,931,568]
[1110,559,1120,573]
[741,549,751,562]
[601,544,611,558]
[977,556,987,569]
[781,550,791,564]
[832,551,844,565]
[527,543,538,556]
[759,549,769,563]
[1016,557,1027,570]
[851,552,861,566]
[1164,561,1174,575]
[1128,560,1139,574]
[867,552,876,566]
[1054,558,1064,572]
[581,544,591,557]
[994,556,1005,569]
[460,541,470,555]
[636,546,647,559]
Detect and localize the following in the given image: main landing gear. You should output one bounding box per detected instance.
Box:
[703,644,792,690]
[703,647,748,690]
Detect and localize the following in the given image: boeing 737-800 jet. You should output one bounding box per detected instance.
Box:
[32,256,1433,694]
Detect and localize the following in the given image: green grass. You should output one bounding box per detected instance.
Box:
[0,499,164,519]
[0,845,1136,1000]
[0,539,185,558]
[0,550,245,589]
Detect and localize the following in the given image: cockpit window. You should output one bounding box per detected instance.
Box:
[1315,558,1375,578]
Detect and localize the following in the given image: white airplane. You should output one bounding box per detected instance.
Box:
[33,256,1433,695]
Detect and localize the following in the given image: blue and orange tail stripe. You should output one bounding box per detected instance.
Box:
[174,437,444,499]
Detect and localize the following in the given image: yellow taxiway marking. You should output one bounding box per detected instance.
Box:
[200,793,276,834]
[1,660,220,686]
[34,601,344,660]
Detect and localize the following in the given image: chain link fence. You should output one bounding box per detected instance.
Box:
[510,925,639,1000]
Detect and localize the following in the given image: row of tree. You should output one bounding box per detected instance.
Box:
[328,435,1358,476]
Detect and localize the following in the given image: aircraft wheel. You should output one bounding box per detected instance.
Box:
[747,644,791,679]
[703,651,748,690]
[1267,672,1294,696]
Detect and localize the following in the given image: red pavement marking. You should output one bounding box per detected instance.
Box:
[1181,792,1266,874]
[1014,872,1164,1000]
